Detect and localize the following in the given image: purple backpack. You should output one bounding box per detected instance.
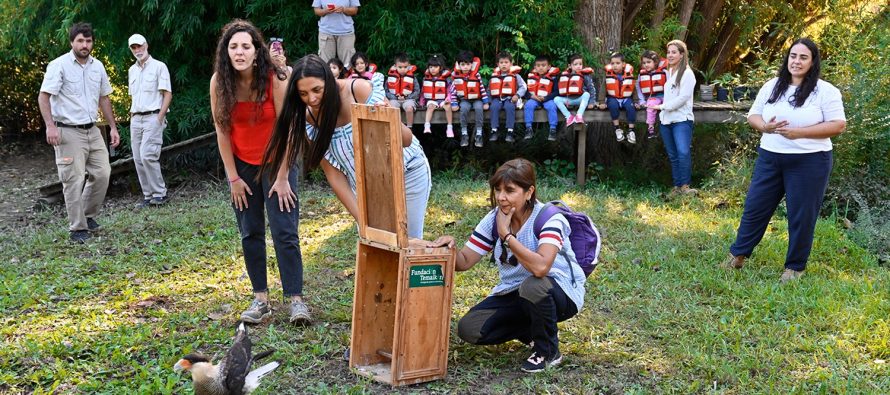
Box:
[492,201,602,279]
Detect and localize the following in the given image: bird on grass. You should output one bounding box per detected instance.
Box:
[174,322,279,395]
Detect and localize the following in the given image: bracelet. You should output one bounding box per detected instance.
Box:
[228,177,241,184]
[502,233,515,245]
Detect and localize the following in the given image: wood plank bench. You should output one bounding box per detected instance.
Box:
[35,101,750,201]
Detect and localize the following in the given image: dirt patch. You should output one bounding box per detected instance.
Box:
[0,139,58,228]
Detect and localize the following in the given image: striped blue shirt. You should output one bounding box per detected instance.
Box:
[306,91,425,192]
[465,202,586,310]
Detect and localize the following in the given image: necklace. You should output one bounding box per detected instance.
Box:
[307,107,320,126]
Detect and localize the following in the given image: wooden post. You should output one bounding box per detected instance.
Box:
[348,104,456,386]
[575,123,587,185]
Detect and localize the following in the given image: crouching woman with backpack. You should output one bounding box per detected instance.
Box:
[429,158,597,373]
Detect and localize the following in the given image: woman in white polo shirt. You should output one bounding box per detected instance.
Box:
[723,38,846,282]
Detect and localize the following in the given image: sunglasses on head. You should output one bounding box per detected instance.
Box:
[270,37,283,43]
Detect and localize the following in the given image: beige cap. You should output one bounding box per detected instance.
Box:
[128,34,147,46]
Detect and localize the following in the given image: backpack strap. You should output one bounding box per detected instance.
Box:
[535,200,582,287]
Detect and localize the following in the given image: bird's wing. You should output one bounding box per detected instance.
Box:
[223,323,251,395]
[243,361,280,394]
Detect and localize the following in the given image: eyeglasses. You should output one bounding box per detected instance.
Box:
[270,37,283,43]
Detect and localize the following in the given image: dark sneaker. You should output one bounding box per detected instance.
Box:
[240,299,272,324]
[647,126,657,139]
[460,134,469,147]
[135,198,151,209]
[521,351,562,373]
[524,126,534,140]
[288,300,312,324]
[474,132,484,147]
[86,218,101,232]
[505,131,515,143]
[489,130,499,142]
[70,230,91,244]
[547,129,557,141]
[149,196,169,206]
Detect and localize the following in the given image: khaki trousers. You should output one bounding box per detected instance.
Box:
[54,126,110,231]
[130,114,167,198]
[318,32,356,67]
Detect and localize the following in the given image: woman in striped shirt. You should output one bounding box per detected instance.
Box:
[429,159,585,373]
[263,54,431,239]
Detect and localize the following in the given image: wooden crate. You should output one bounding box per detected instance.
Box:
[348,105,456,386]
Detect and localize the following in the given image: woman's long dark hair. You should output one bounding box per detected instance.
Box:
[212,19,286,132]
[262,54,341,178]
[768,38,821,108]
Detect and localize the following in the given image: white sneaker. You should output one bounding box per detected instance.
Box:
[627,130,637,144]
[615,128,625,142]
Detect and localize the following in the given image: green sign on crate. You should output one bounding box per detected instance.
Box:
[409,265,445,287]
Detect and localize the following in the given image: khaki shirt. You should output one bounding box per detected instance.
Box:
[128,56,172,113]
[40,51,113,125]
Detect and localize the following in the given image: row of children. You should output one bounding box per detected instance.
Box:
[327,49,671,147]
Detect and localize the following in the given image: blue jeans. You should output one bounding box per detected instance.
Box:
[660,120,694,187]
[459,99,484,132]
[490,98,517,130]
[606,97,636,124]
[524,99,558,130]
[730,148,833,271]
[554,93,591,118]
[404,153,432,239]
[233,157,304,297]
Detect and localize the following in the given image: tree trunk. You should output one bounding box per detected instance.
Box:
[691,0,725,66]
[677,0,697,40]
[621,0,648,43]
[651,0,666,29]
[711,22,741,75]
[575,0,625,168]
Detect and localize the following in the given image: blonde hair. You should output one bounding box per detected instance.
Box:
[666,40,689,87]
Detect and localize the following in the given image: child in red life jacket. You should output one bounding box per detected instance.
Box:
[347,51,386,104]
[636,50,667,139]
[597,52,638,143]
[420,54,455,137]
[554,54,597,129]
[523,55,561,141]
[450,50,490,148]
[328,58,346,79]
[385,52,420,126]
[488,51,527,143]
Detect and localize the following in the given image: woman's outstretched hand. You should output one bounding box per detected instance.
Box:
[427,236,456,248]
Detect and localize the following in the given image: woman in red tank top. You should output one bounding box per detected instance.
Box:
[209,19,311,325]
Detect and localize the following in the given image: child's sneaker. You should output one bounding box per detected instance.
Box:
[489,130,499,142]
[446,125,455,138]
[423,123,432,134]
[575,114,586,125]
[627,129,637,144]
[460,134,469,147]
[505,130,515,143]
[547,129,558,141]
[615,128,625,142]
[474,131,484,147]
[565,115,577,127]
[647,126,657,139]
[521,351,563,373]
[524,126,534,140]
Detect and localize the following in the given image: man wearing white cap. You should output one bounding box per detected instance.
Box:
[128,33,172,208]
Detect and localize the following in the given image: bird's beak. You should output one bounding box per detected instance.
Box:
[173,359,188,373]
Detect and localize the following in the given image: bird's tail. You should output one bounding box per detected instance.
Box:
[243,361,280,393]
[253,349,275,361]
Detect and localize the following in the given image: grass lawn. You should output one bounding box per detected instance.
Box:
[1,175,888,394]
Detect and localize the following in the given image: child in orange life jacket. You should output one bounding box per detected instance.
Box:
[450,50,490,148]
[347,51,387,104]
[554,54,597,128]
[420,54,455,137]
[488,51,527,143]
[598,52,638,143]
[636,50,667,139]
[385,52,420,126]
[523,55,561,141]
[328,58,346,79]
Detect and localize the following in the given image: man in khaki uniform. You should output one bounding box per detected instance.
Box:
[37,22,120,243]
[127,33,172,208]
